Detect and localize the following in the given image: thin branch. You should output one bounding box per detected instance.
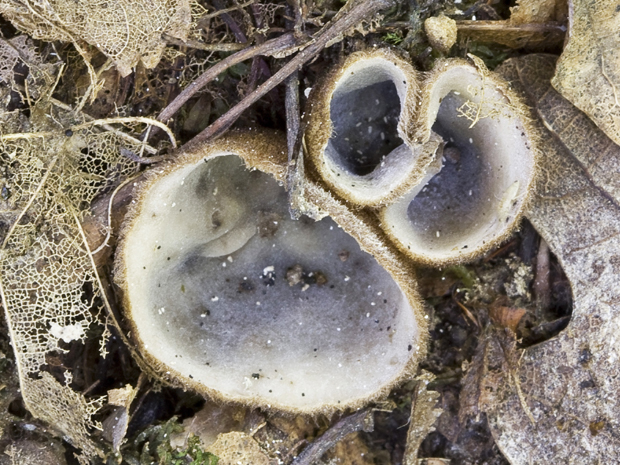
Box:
[71,117,177,148]
[201,0,256,20]
[212,0,249,43]
[157,32,300,124]
[186,0,395,147]
[47,98,159,155]
[291,410,374,465]
[455,20,567,33]
[162,33,247,52]
[285,71,301,191]
[284,0,303,186]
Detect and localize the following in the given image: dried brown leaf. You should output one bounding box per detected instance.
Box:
[489,305,527,332]
[483,53,620,462]
[552,0,620,146]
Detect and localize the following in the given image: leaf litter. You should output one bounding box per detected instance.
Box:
[486,53,620,463]
[0,0,619,463]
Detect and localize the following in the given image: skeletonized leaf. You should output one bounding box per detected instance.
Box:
[0,0,191,76]
[484,53,620,463]
[552,0,620,146]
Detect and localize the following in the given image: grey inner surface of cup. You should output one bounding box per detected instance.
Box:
[329,80,402,176]
[406,91,492,245]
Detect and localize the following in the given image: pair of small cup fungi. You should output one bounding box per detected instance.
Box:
[115,49,537,414]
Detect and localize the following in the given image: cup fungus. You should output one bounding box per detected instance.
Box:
[379,57,537,264]
[305,48,444,207]
[115,131,426,413]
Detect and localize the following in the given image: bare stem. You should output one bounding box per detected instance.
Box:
[162,33,247,52]
[157,32,299,124]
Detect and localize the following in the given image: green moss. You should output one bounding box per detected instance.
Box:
[122,417,219,465]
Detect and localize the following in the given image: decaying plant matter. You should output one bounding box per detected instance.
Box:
[485,53,620,464]
[2,0,620,462]
[0,0,192,77]
[0,84,172,462]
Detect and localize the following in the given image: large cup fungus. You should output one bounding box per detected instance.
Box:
[115,131,426,413]
[115,51,537,414]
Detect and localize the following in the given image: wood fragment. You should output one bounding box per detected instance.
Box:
[285,72,301,186]
[291,409,374,465]
[533,237,550,318]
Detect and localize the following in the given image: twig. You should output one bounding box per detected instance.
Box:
[284,0,303,186]
[291,410,374,464]
[119,148,165,165]
[49,98,159,155]
[212,0,249,43]
[162,33,247,52]
[200,0,256,20]
[198,0,256,22]
[157,32,299,124]
[186,0,395,147]
[456,20,567,33]
[71,117,177,148]
[285,72,301,190]
[533,237,550,318]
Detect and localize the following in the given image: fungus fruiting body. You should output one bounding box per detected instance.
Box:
[380,57,537,264]
[115,131,426,413]
[305,53,537,265]
[305,48,443,207]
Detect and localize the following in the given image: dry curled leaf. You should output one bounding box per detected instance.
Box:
[481,53,620,462]
[489,303,527,332]
[552,0,620,146]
